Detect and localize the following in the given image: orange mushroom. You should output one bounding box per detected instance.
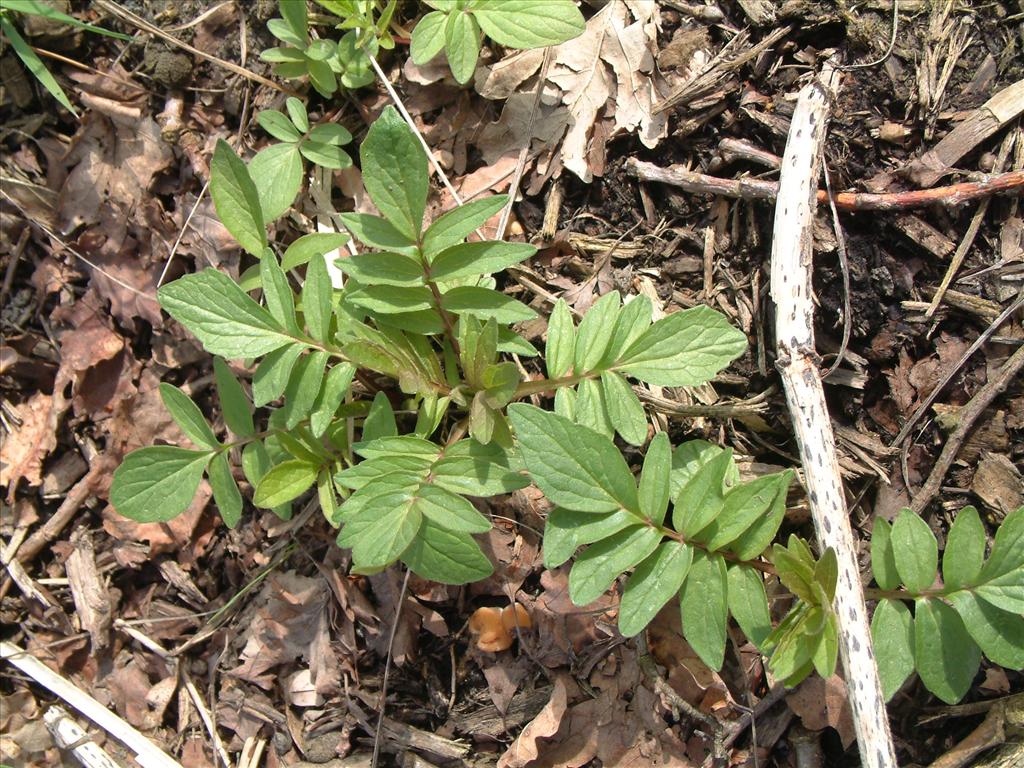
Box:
[468,604,532,652]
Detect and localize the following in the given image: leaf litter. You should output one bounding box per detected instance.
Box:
[1,2,1022,767]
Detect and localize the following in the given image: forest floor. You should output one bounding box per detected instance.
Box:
[1,1,1022,767]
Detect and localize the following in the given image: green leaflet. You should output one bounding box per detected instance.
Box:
[672,449,731,538]
[509,404,638,513]
[280,350,328,429]
[602,295,652,367]
[260,253,302,335]
[410,10,447,65]
[679,550,729,670]
[338,253,425,286]
[891,509,938,594]
[208,451,243,528]
[159,383,220,450]
[669,440,737,499]
[471,0,585,48]
[727,470,790,561]
[942,506,985,590]
[871,598,915,701]
[542,507,635,569]
[310,363,356,437]
[211,360,254,440]
[159,270,295,358]
[402,518,493,584]
[637,432,671,526]
[301,254,333,343]
[441,286,536,323]
[914,597,981,704]
[258,108,302,142]
[415,484,491,533]
[574,291,620,373]
[871,518,900,590]
[429,241,535,282]
[338,213,418,255]
[545,298,575,378]
[977,505,1024,582]
[444,8,480,84]
[254,459,319,508]
[253,343,305,406]
[618,542,692,637]
[422,196,507,258]
[348,284,434,313]
[600,371,647,447]
[347,491,425,569]
[110,447,212,523]
[210,139,266,256]
[360,106,427,240]
[573,377,614,438]
[727,565,772,650]
[568,525,661,606]
[615,305,746,387]
[700,473,786,551]
[363,391,398,442]
[283,232,350,270]
[250,142,303,222]
[948,590,1024,670]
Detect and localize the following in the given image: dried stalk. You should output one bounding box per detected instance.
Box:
[770,76,897,768]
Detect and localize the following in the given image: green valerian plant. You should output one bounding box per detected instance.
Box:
[410,0,586,84]
[251,96,353,220]
[110,106,1023,704]
[0,0,129,115]
[261,0,377,96]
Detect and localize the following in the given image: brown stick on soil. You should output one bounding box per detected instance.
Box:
[770,74,897,768]
[626,159,1024,211]
[910,343,1024,516]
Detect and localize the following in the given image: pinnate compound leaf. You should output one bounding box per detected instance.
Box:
[310,363,356,437]
[509,404,638,513]
[472,0,585,48]
[679,551,729,670]
[338,213,418,255]
[158,270,293,358]
[727,565,771,650]
[943,505,985,590]
[253,459,318,508]
[410,9,447,64]
[210,139,266,256]
[302,254,332,342]
[600,371,647,446]
[545,298,575,378]
[283,232,350,270]
[208,452,242,528]
[568,525,661,606]
[638,432,671,526]
[441,286,536,323]
[619,542,692,637]
[616,305,746,386]
[250,142,303,222]
[422,196,507,258]
[430,241,535,282]
[159,383,219,450]
[871,518,900,590]
[111,447,211,523]
[891,508,938,593]
[360,106,427,240]
[914,597,981,704]
[948,590,1024,670]
[402,518,493,584]
[444,9,480,84]
[871,598,915,701]
[574,291,620,373]
[673,449,731,538]
[542,507,634,569]
[213,358,254,437]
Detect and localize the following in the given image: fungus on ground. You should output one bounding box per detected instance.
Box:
[468,603,532,652]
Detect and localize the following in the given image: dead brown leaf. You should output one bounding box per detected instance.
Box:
[0,392,58,500]
[787,674,856,749]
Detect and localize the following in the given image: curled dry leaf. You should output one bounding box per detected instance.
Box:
[477,0,668,182]
[469,603,533,652]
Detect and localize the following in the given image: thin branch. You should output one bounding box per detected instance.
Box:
[371,567,412,768]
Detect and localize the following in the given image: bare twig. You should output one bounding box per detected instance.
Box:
[770,74,897,768]
[1,641,182,768]
[626,159,1024,210]
[910,343,1024,515]
[371,567,412,768]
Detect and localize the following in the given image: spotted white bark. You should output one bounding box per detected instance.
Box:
[770,75,897,768]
